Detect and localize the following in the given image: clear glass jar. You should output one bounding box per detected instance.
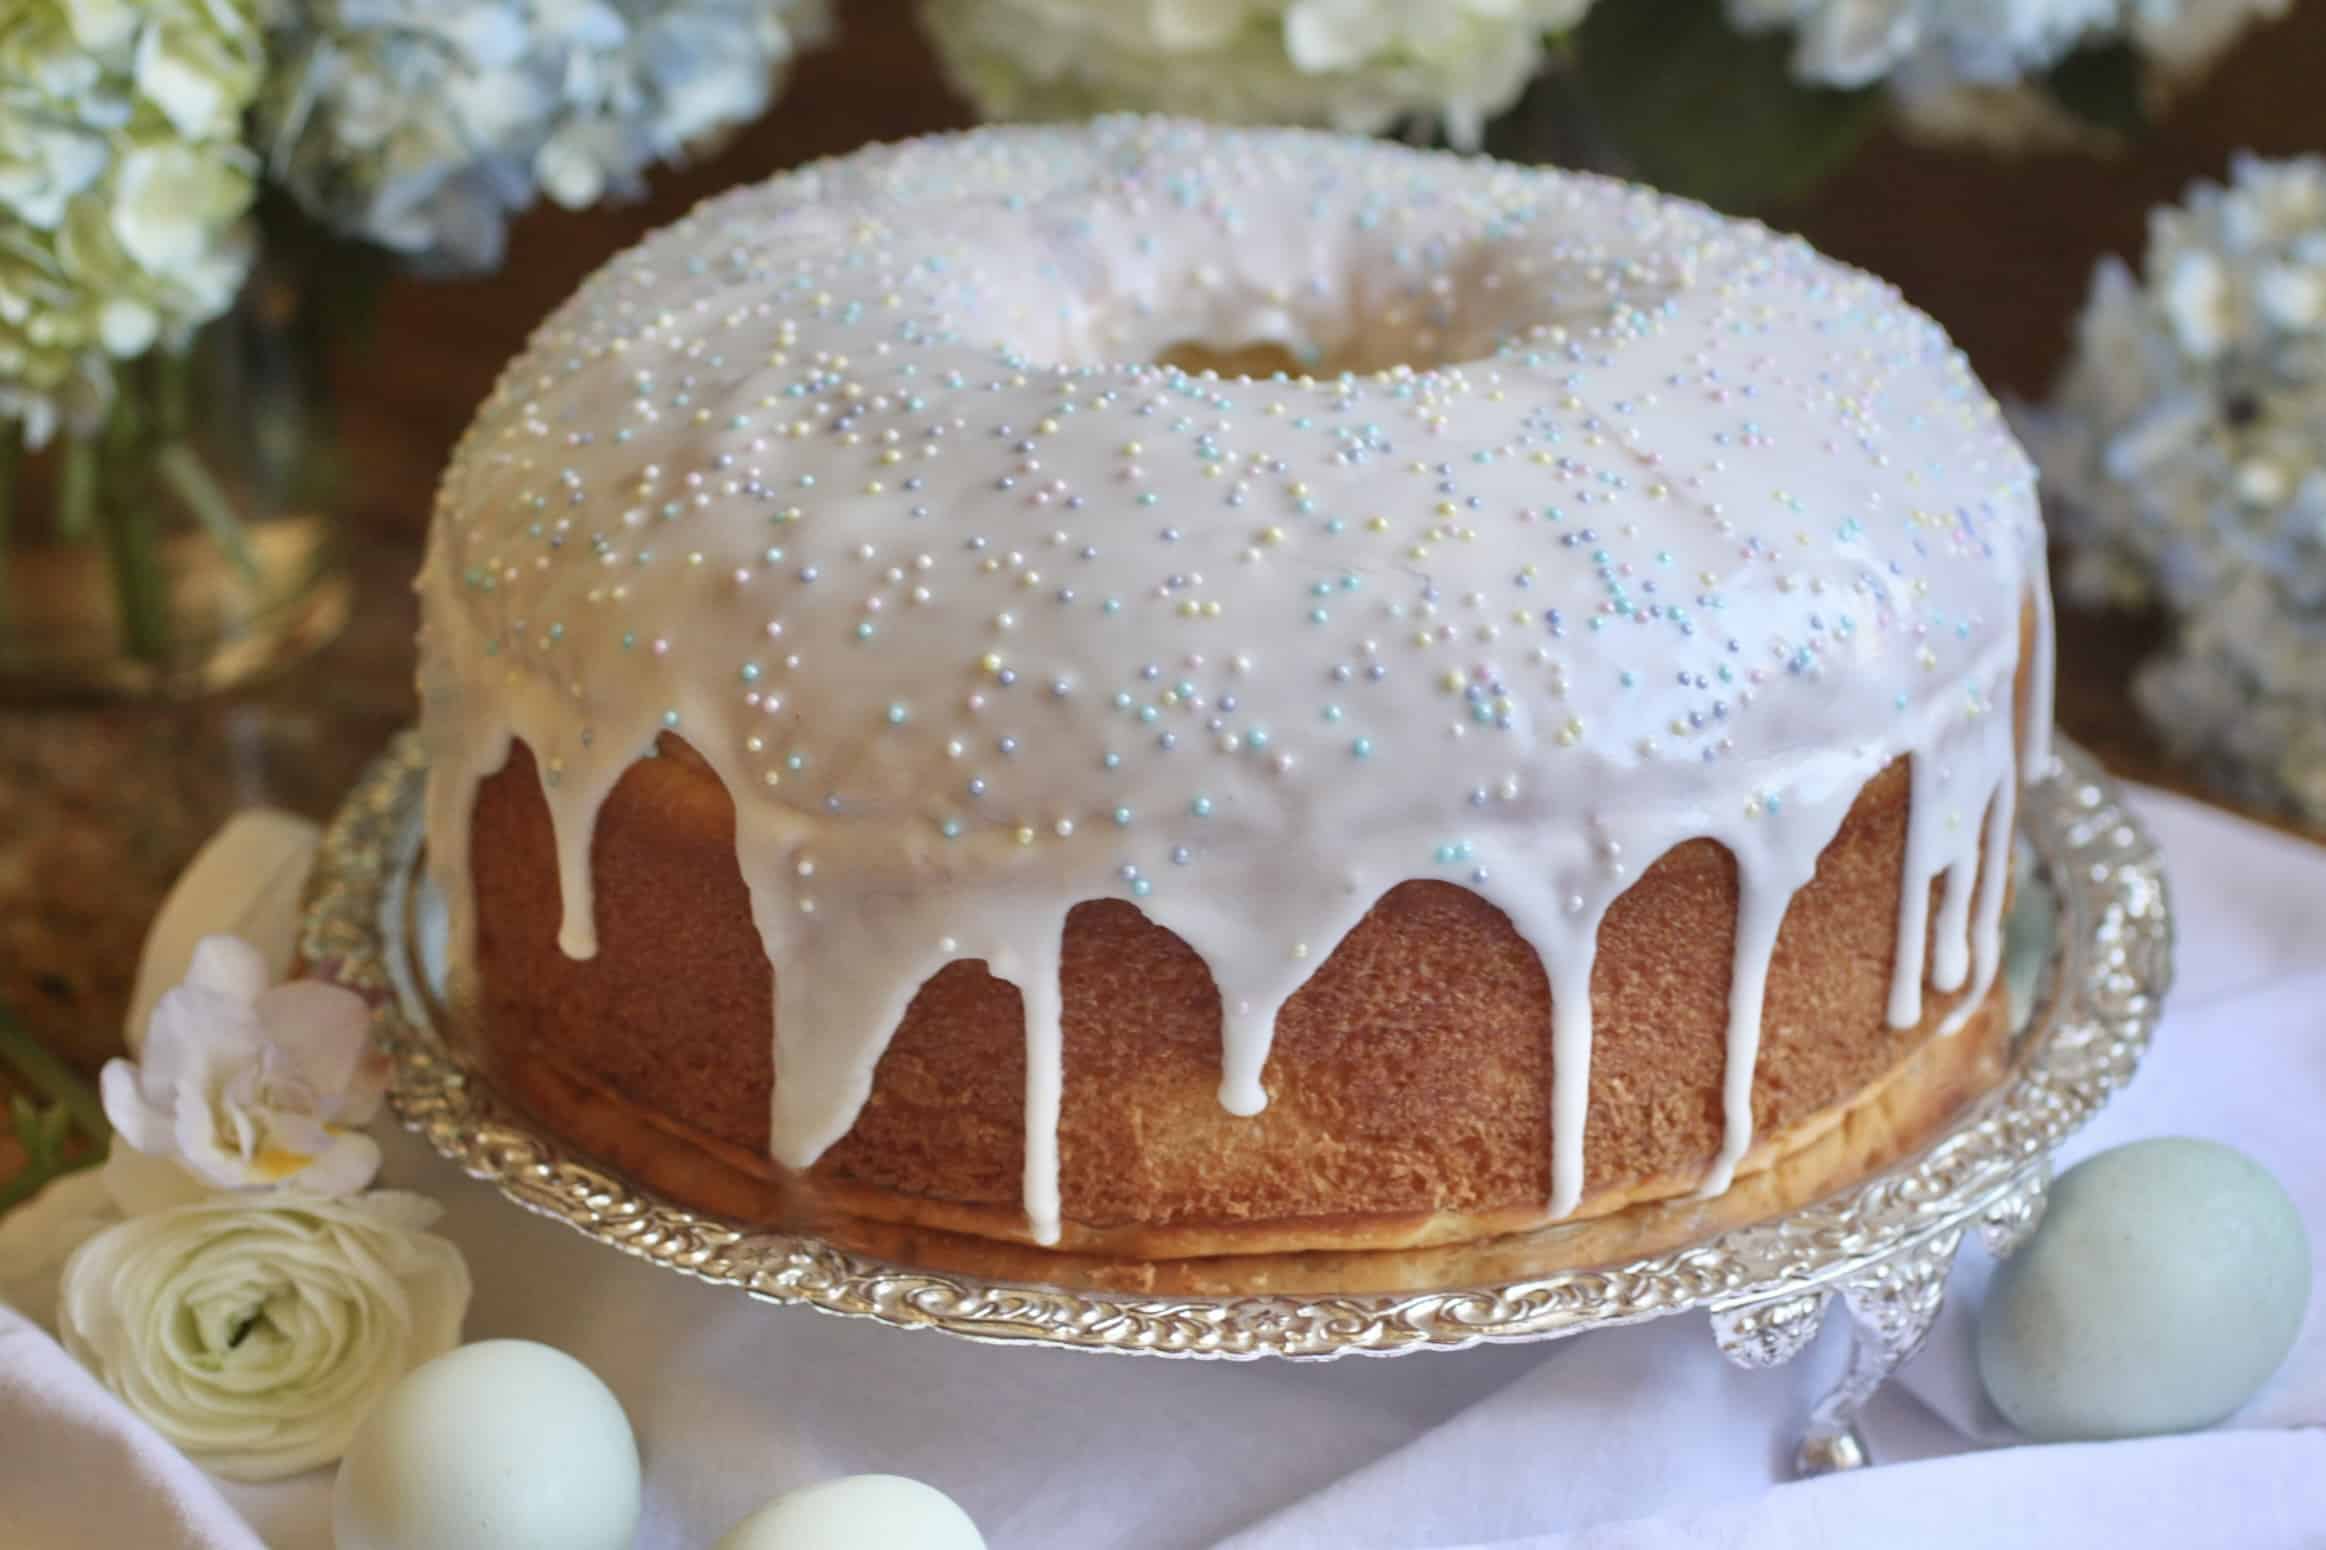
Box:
[0,247,351,701]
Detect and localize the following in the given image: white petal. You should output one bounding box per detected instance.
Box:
[109,145,250,281]
[1149,0,1252,51]
[252,980,374,1097]
[98,1059,178,1156]
[1285,0,1383,72]
[1793,0,1919,88]
[334,1046,391,1127]
[185,935,270,1005]
[98,299,157,356]
[2162,250,2230,359]
[2255,263,2323,328]
[141,984,260,1094]
[135,17,233,139]
[535,128,610,210]
[287,1133,382,1198]
[345,1190,447,1233]
[62,0,137,52]
[172,1098,258,1190]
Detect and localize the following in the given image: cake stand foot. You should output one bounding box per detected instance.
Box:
[1794,1421,1871,1476]
[1712,1161,2055,1477]
[1791,1224,1965,1477]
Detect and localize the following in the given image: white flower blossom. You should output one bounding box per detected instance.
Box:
[100,934,390,1199]
[58,1191,471,1481]
[1726,0,2113,88]
[2031,154,2326,820]
[921,0,1596,150]
[1731,0,2290,153]
[0,0,261,442]
[258,0,830,271]
[2127,0,2292,79]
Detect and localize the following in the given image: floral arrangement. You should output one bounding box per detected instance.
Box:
[259,0,830,272]
[0,0,262,448]
[0,935,470,1481]
[0,0,827,670]
[921,0,1597,151]
[1773,0,2299,151]
[918,0,2295,208]
[2032,153,2326,822]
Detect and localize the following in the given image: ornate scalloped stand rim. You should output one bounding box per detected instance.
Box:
[302,738,2171,1473]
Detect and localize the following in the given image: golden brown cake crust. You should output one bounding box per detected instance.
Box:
[465,735,2006,1260]
[477,985,2006,1294]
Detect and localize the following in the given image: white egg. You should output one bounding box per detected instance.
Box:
[712,1475,985,1550]
[334,1340,641,1550]
[1978,1138,2312,1443]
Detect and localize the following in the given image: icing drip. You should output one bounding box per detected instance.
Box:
[2024,538,2058,778]
[545,763,625,961]
[1939,711,2022,1040]
[1699,788,1850,1198]
[1929,852,1976,992]
[1543,908,1608,1219]
[1197,885,1382,1118]
[414,120,2052,1244]
[1009,929,1067,1245]
[1705,884,1790,1201]
[1888,749,1941,1029]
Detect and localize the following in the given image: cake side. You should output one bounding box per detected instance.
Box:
[463,736,2007,1256]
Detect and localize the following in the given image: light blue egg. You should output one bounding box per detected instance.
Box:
[1978,1138,2311,1443]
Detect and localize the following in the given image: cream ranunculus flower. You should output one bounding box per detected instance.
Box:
[101,935,391,1199]
[58,1191,471,1481]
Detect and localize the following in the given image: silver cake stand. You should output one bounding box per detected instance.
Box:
[304,736,2171,1476]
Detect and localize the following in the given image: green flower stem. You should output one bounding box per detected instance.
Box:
[0,1153,66,1216]
[56,435,100,542]
[0,1004,108,1214]
[156,342,193,443]
[0,1007,109,1147]
[0,426,18,631]
[152,344,258,578]
[0,1095,87,1216]
[159,441,258,583]
[96,383,170,663]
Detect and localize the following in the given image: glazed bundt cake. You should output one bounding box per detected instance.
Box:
[417,119,2052,1285]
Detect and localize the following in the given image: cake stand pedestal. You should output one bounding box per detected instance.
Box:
[1709,1161,2049,1474]
[303,739,2169,1476]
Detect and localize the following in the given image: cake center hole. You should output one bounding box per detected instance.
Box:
[1153,339,1318,379]
[1148,330,1462,380]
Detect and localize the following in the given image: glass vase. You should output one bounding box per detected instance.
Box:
[0,247,351,701]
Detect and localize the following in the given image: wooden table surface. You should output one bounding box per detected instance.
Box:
[2,4,2320,1117]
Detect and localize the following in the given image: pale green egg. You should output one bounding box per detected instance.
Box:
[1978,1138,2311,1442]
[333,1340,641,1550]
[713,1474,985,1550]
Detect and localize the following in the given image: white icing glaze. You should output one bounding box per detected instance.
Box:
[2025,538,2058,777]
[416,119,2052,1245]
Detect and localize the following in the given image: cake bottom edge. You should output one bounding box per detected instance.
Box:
[465,992,2009,1297]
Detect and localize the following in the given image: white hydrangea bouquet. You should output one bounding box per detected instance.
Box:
[0,0,826,682]
[2032,154,2326,823]
[919,0,2293,210]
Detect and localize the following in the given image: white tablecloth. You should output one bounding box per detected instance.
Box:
[3,786,2322,1549]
